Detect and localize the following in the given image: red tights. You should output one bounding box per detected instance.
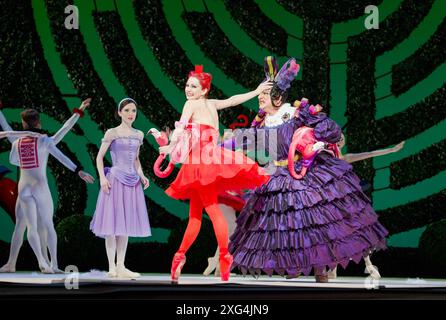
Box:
[177,192,229,256]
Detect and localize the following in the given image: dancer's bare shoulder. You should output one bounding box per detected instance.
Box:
[102,127,117,143]
[205,99,220,110]
[183,99,203,109]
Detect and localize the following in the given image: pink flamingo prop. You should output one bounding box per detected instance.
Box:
[287,127,318,179]
[148,128,175,178]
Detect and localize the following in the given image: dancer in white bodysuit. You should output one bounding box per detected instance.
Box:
[0,100,94,273]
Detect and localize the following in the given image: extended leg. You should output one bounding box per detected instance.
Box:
[35,189,61,272]
[327,266,338,279]
[203,204,236,276]
[177,193,204,254]
[364,255,381,279]
[204,203,232,281]
[0,203,26,272]
[205,204,229,253]
[37,220,50,268]
[314,266,328,283]
[20,193,52,273]
[171,193,204,283]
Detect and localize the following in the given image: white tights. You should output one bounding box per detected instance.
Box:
[105,235,140,278]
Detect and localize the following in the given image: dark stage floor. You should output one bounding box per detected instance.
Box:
[0,272,445,300]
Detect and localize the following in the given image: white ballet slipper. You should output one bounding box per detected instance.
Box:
[365,265,381,280]
[116,264,140,279]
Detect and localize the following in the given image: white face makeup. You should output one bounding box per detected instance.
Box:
[118,102,137,125]
[185,77,207,100]
[258,87,272,110]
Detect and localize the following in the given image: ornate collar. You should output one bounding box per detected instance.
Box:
[264,103,295,127]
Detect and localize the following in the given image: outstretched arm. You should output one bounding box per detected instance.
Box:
[0,110,15,143]
[342,141,405,163]
[48,140,95,183]
[0,131,43,140]
[52,98,90,144]
[211,82,272,110]
[47,140,77,172]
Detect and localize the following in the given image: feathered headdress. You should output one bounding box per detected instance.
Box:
[263,56,278,82]
[274,58,300,91]
[263,56,300,92]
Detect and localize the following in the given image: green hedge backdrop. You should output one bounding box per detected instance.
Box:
[0,0,445,277]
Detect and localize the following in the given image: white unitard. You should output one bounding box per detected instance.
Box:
[0,110,81,273]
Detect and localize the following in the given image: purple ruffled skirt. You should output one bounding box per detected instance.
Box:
[229,153,388,277]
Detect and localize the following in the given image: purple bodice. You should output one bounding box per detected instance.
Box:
[106,137,141,186]
[232,103,342,161]
[267,117,340,159]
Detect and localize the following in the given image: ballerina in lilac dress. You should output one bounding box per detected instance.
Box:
[90,98,151,278]
[229,57,388,282]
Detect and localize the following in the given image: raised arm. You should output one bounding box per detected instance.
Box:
[342,141,405,163]
[211,82,272,110]
[0,109,15,143]
[52,98,90,144]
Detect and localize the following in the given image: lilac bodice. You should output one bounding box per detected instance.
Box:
[107,137,142,186]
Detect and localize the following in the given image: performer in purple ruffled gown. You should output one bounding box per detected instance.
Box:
[229,57,388,282]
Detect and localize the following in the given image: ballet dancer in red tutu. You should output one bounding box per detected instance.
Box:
[157,65,270,283]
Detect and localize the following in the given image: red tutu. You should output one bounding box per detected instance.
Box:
[166,124,269,206]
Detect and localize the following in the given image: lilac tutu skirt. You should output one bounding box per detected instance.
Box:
[90,167,151,238]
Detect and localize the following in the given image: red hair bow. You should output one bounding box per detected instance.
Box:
[195,65,203,74]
